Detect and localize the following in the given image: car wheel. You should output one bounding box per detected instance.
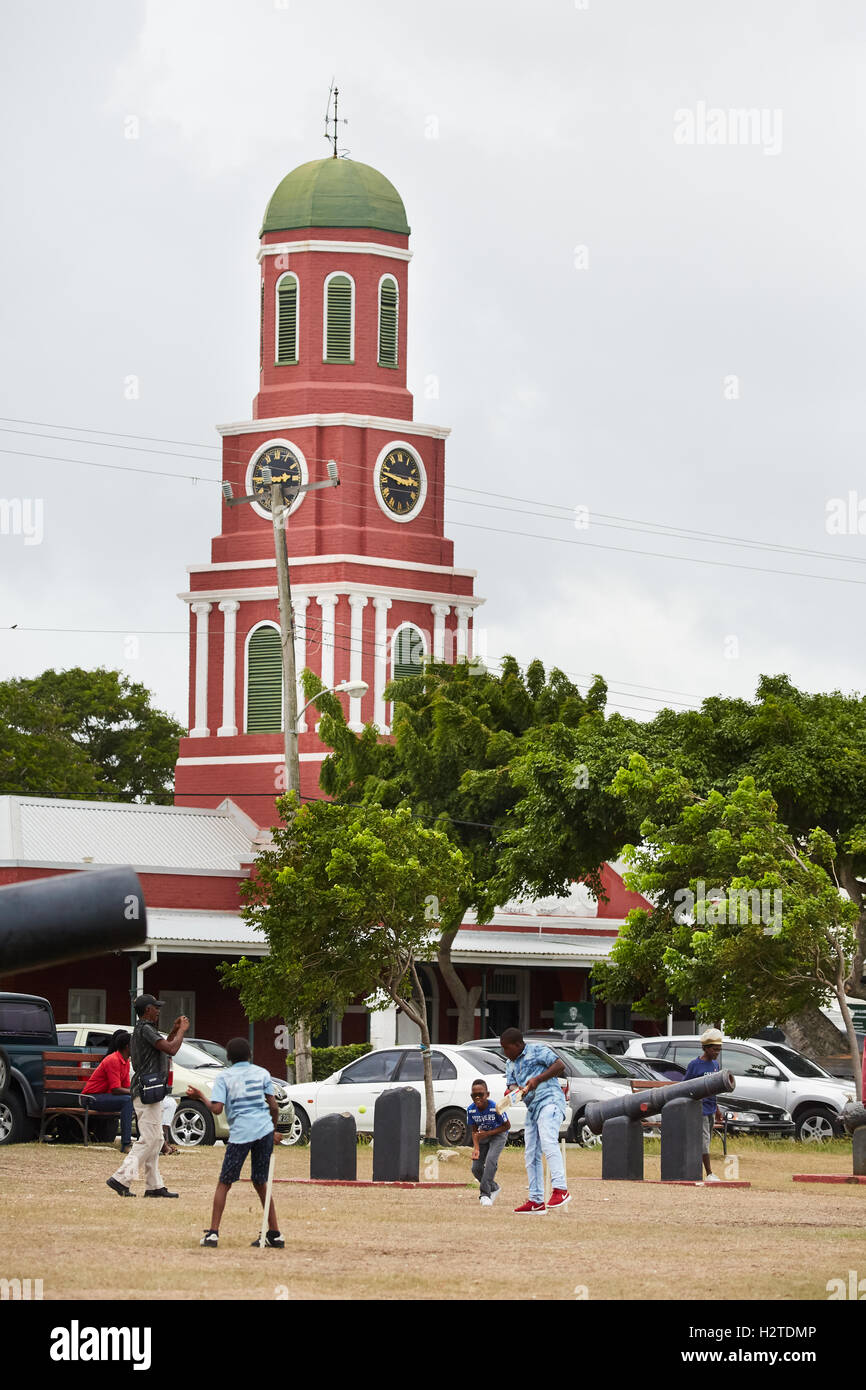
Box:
[436,1108,469,1147]
[572,1113,602,1148]
[281,1107,310,1146]
[0,1090,34,1145]
[795,1107,839,1143]
[170,1100,215,1148]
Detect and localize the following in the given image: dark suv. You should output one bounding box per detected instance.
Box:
[0,992,59,1144]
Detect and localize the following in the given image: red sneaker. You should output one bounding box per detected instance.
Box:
[547,1188,571,1209]
[513,1200,547,1214]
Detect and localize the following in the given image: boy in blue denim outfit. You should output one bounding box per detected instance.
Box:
[467,1078,510,1206]
[501,1027,570,1213]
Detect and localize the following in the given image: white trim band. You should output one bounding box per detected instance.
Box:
[257,239,412,264]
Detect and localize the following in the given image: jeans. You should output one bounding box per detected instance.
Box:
[471,1132,506,1197]
[85,1093,133,1147]
[523,1101,566,1203]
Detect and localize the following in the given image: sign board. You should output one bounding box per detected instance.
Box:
[554,1001,594,1030]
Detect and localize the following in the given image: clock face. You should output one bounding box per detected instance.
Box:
[377,446,423,518]
[250,445,303,513]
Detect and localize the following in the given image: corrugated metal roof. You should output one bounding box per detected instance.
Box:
[144,912,616,965]
[0,797,260,872]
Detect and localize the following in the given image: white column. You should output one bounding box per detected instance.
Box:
[348,594,368,731]
[190,602,212,737]
[373,597,392,732]
[317,593,338,697]
[431,603,450,661]
[293,596,309,733]
[217,600,239,736]
[455,604,472,662]
[368,1000,398,1049]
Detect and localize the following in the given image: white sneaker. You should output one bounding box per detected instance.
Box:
[479,1195,493,1207]
[703,1173,721,1183]
[489,1185,501,1204]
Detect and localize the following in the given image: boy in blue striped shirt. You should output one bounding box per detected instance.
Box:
[186,1036,284,1248]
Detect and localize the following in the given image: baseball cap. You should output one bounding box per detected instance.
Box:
[133,994,164,1013]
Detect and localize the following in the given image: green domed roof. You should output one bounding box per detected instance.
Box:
[261,158,410,237]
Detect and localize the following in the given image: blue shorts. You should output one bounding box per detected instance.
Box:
[219,1131,274,1186]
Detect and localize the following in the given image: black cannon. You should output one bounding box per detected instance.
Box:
[0,868,147,975]
[585,1068,735,1135]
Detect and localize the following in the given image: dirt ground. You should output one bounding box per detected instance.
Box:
[0,1138,862,1301]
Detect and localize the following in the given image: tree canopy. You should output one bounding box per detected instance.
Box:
[0,667,185,804]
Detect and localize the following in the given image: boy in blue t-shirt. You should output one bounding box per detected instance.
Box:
[186,1036,284,1247]
[683,1029,723,1182]
[467,1079,510,1206]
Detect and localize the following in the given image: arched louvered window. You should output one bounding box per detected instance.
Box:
[324,273,353,363]
[392,624,426,680]
[276,273,298,364]
[246,625,282,732]
[378,276,398,367]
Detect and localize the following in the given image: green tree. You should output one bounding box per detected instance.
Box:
[503,675,866,1054]
[220,798,471,1137]
[313,656,612,1039]
[0,668,184,803]
[593,760,861,1095]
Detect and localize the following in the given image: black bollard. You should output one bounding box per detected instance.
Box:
[854,1129,866,1178]
[660,1097,703,1181]
[601,1115,644,1180]
[310,1112,357,1180]
[372,1086,421,1182]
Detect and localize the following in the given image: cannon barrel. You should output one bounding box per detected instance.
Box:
[0,868,147,975]
[585,1068,735,1134]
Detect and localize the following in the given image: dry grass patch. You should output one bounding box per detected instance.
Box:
[0,1139,861,1301]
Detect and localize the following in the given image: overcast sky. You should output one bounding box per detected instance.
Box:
[1,0,865,727]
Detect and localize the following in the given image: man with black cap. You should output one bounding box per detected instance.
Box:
[106,995,189,1199]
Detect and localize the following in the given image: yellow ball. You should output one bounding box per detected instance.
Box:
[358,1106,366,1114]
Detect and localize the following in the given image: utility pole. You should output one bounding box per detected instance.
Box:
[223,459,341,1084]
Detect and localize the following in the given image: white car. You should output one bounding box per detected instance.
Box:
[624,1035,856,1142]
[283,1044,570,1147]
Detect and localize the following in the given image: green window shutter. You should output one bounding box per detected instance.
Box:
[378,279,398,367]
[277,276,298,364]
[393,626,425,680]
[246,626,282,732]
[325,275,352,362]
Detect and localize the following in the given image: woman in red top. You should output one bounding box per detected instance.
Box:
[82,1030,133,1151]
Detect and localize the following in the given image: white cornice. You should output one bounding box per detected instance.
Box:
[257,239,412,264]
[217,413,450,440]
[179,581,485,608]
[176,753,329,765]
[186,555,477,579]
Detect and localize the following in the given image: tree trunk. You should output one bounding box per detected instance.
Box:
[293,1022,313,1084]
[782,1006,846,1059]
[835,974,863,1100]
[437,928,481,1042]
[410,960,437,1140]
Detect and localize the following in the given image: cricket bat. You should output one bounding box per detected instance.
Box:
[255,1151,276,1250]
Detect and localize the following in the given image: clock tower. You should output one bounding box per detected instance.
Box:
[174,154,483,823]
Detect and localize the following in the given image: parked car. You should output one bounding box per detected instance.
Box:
[185,1038,229,1066]
[0,992,74,1144]
[56,1024,295,1147]
[512,1027,648,1056]
[282,1044,547,1147]
[624,1035,855,1141]
[461,1038,633,1146]
[614,1055,795,1137]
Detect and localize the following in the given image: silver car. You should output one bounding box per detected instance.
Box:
[624,1036,856,1141]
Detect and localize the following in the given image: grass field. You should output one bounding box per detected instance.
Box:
[0,1137,862,1301]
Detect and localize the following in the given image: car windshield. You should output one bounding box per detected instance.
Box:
[190,1040,229,1066]
[172,1041,225,1070]
[763,1044,832,1079]
[460,1048,506,1074]
[557,1046,631,1078]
